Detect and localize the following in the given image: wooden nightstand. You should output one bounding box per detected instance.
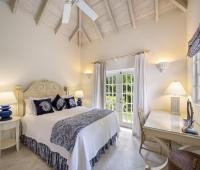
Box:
[0,117,20,157]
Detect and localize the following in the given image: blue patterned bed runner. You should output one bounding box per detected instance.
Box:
[50,109,113,153]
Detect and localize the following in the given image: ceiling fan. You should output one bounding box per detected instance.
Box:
[62,0,98,24]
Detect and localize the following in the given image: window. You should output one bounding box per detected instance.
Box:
[106,75,117,111]
[193,52,200,103]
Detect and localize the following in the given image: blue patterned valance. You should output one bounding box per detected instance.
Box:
[188,24,200,57]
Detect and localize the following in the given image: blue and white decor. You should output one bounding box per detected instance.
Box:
[188,24,200,57]
[0,91,17,121]
[51,109,113,152]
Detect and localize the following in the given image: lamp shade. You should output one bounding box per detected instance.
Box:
[0,91,17,105]
[165,81,186,96]
[75,90,84,98]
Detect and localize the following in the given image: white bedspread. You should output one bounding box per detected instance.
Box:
[21,106,120,170]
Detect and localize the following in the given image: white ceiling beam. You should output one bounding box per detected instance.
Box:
[55,18,62,34]
[69,25,79,41]
[103,0,118,32]
[170,0,187,12]
[127,0,136,29]
[35,0,49,25]
[82,26,92,43]
[93,21,104,40]
[155,0,159,22]
[12,0,20,13]
[78,9,82,47]
[78,31,82,47]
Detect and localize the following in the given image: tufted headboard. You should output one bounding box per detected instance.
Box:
[15,80,67,117]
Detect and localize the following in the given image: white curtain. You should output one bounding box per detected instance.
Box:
[133,53,149,137]
[92,62,106,109]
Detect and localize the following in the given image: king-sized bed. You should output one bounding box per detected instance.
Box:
[16,80,120,170]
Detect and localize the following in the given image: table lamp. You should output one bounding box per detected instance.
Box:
[0,91,17,121]
[75,90,84,106]
[165,81,186,115]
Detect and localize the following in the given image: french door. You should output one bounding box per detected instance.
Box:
[105,69,135,128]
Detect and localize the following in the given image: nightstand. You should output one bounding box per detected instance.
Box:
[0,117,20,157]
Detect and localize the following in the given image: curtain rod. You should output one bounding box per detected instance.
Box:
[92,50,150,64]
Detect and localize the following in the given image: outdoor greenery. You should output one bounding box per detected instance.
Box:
[105,73,134,124]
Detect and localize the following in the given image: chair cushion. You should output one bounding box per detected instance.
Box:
[168,150,200,170]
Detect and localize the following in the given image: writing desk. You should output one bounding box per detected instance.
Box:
[143,111,200,169]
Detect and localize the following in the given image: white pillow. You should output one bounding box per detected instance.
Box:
[25,99,36,115]
[25,96,54,115]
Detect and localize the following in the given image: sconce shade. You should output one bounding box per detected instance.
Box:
[84,72,92,79]
[156,62,169,72]
[165,81,186,96]
[75,90,84,98]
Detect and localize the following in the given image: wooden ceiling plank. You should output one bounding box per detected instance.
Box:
[12,0,20,13]
[103,0,118,32]
[84,0,103,40]
[155,0,159,22]
[127,0,136,29]
[35,0,49,25]
[169,0,187,12]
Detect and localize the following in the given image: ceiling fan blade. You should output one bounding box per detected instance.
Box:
[62,3,72,24]
[75,0,98,21]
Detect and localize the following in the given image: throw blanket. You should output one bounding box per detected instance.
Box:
[50,109,113,153]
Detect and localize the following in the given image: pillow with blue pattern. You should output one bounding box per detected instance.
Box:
[52,95,66,111]
[65,97,76,109]
[33,98,54,115]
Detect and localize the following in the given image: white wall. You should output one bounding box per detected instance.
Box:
[187,0,200,123]
[81,9,188,113]
[0,2,81,92]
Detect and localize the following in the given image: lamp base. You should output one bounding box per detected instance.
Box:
[77,98,82,106]
[171,96,180,115]
[0,105,12,121]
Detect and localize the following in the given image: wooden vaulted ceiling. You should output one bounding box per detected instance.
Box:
[4,0,187,47]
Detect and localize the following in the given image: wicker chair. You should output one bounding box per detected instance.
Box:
[168,150,200,170]
[138,109,162,154]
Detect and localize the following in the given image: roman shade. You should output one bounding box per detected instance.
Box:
[188,24,200,57]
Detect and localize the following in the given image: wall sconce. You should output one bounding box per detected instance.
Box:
[84,73,92,79]
[156,62,169,72]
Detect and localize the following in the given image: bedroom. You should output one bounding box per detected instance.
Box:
[0,0,200,170]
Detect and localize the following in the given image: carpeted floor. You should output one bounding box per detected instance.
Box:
[0,128,166,170]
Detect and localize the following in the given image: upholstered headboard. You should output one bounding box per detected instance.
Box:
[15,80,67,117]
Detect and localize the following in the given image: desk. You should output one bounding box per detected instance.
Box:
[143,111,200,169]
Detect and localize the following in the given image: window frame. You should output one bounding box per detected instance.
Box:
[193,52,200,104]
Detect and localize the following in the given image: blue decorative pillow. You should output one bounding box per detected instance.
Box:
[52,95,66,111]
[65,97,76,109]
[33,99,54,115]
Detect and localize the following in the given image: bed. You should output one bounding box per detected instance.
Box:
[16,80,120,170]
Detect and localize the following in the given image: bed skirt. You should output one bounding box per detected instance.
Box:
[21,133,118,170]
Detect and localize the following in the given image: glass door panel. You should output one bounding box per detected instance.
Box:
[106,70,134,128]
